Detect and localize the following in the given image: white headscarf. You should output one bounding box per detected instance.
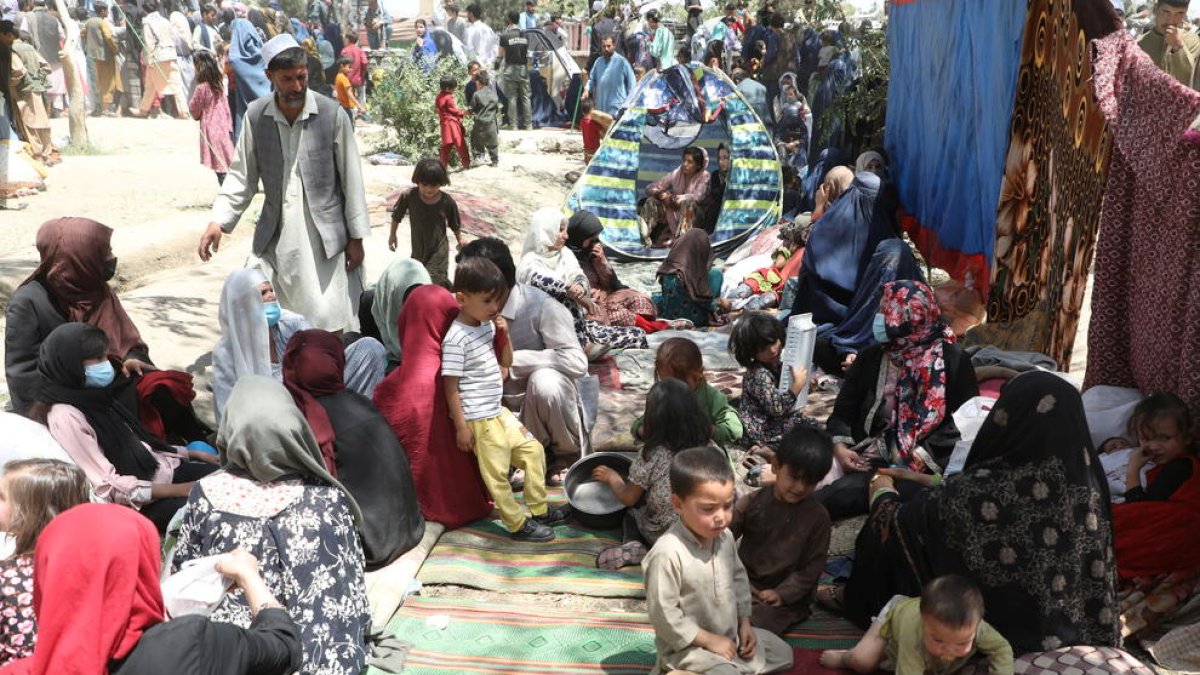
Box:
[854,150,886,175]
[212,268,272,423]
[516,208,585,286]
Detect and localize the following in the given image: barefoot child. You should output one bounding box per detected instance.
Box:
[631,337,743,447]
[593,378,714,569]
[436,74,471,170]
[731,425,832,634]
[0,459,91,662]
[820,575,1012,674]
[442,257,571,542]
[389,158,468,288]
[643,446,794,675]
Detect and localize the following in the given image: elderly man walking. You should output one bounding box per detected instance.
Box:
[197,34,370,333]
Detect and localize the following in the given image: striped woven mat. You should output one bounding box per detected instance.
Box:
[376,596,864,675]
[416,488,647,598]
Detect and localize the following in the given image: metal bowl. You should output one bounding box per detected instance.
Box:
[563,452,635,530]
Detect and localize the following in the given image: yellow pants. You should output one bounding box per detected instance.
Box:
[468,408,547,532]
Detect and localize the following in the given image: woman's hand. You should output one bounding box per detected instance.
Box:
[188,449,220,465]
[834,443,868,472]
[122,358,155,377]
[877,466,934,487]
[568,284,586,300]
[388,229,398,251]
[215,548,260,584]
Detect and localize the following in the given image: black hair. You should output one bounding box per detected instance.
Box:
[725,1,736,8]
[193,49,224,95]
[1131,392,1194,446]
[645,9,660,22]
[0,20,16,37]
[676,43,691,62]
[642,378,712,455]
[457,237,517,289]
[728,310,784,368]
[670,445,734,498]
[439,74,458,91]
[775,425,833,484]
[267,47,307,72]
[452,256,507,298]
[507,10,519,24]
[1159,0,1189,8]
[580,97,594,113]
[143,0,157,11]
[445,3,458,13]
[682,146,705,169]
[336,54,352,66]
[413,17,426,28]
[79,324,111,361]
[466,3,481,19]
[201,3,215,13]
[731,67,747,82]
[412,157,450,186]
[920,575,985,628]
[475,68,490,85]
[781,164,797,186]
[769,13,784,28]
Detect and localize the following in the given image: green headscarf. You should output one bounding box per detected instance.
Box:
[217,375,363,525]
[370,257,432,363]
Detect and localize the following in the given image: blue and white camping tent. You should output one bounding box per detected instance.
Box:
[566,64,782,261]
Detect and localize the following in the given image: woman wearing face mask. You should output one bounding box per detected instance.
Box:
[211,269,387,424]
[5,218,213,448]
[814,280,978,520]
[28,323,220,534]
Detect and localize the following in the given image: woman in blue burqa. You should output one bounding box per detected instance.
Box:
[787,171,923,374]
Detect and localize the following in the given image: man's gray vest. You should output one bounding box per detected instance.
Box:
[245,92,347,260]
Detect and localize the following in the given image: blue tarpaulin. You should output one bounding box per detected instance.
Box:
[885,0,1026,280]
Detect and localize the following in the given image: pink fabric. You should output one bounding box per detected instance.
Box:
[645,160,710,232]
[341,44,367,86]
[372,285,491,529]
[188,81,234,173]
[46,405,183,508]
[1085,32,1200,418]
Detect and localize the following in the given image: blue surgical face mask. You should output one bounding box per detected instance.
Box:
[83,360,116,389]
[871,313,890,344]
[263,301,282,327]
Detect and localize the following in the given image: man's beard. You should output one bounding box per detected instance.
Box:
[277,87,308,109]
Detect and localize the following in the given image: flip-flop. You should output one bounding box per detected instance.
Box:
[596,542,648,570]
[667,319,694,330]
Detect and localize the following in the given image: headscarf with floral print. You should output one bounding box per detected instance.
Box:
[877,279,956,471]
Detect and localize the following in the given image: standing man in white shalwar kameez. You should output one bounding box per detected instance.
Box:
[197,33,369,333]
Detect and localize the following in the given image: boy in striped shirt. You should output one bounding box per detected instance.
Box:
[443,257,571,541]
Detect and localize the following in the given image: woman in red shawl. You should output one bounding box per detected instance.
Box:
[5,218,210,446]
[283,329,426,569]
[0,503,300,675]
[372,285,491,529]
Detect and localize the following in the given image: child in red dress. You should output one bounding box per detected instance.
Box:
[437,75,471,170]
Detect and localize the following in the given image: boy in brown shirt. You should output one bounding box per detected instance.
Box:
[731,425,832,635]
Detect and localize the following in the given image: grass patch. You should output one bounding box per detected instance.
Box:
[60,141,104,156]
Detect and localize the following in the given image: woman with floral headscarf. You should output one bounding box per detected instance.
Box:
[815,280,978,520]
[835,372,1119,656]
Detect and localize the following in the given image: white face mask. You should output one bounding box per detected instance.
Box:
[872,313,889,344]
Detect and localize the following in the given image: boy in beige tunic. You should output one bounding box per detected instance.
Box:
[643,446,793,675]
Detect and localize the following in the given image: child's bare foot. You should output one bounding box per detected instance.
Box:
[819,649,848,669]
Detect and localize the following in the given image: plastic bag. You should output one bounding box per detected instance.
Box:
[160,554,232,619]
[1082,385,1144,449]
[944,396,996,476]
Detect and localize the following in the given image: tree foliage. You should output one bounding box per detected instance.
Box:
[370,55,471,160]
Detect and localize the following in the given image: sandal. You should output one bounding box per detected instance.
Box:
[816,584,845,613]
[666,318,694,330]
[596,541,648,570]
[509,468,526,490]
